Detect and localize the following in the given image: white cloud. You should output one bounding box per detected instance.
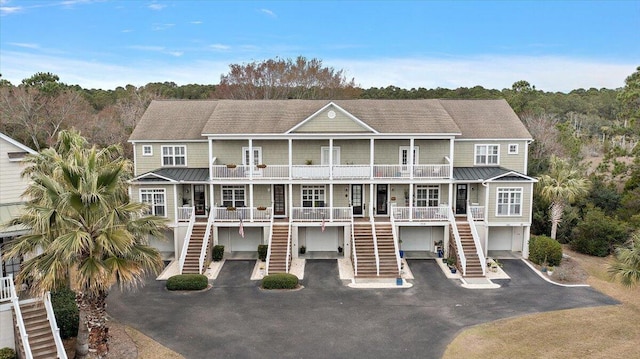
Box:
[148,3,166,11]
[8,42,39,49]
[0,6,21,15]
[259,8,276,17]
[0,50,635,92]
[209,44,230,51]
[190,21,202,25]
[152,23,175,31]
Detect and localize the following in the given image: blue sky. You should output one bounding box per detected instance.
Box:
[1,0,638,91]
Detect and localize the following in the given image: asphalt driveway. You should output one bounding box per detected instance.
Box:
[107,259,617,359]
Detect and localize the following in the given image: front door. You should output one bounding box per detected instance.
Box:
[351,184,363,216]
[376,184,388,215]
[273,184,286,216]
[456,184,467,215]
[194,184,206,216]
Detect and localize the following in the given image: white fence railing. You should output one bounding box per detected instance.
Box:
[1,276,33,359]
[198,209,215,274]
[291,207,352,222]
[351,214,358,276]
[391,205,450,221]
[210,163,450,180]
[371,219,380,276]
[213,207,272,222]
[469,205,485,221]
[448,207,467,276]
[467,202,486,276]
[389,207,402,275]
[44,292,68,358]
[177,207,194,222]
[178,209,196,274]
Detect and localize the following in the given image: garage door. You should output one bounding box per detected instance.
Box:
[488,227,512,250]
[217,227,262,252]
[305,227,338,252]
[400,227,432,251]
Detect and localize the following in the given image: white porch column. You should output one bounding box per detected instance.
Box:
[370,182,375,218]
[329,184,334,221]
[173,183,178,226]
[523,225,531,258]
[329,138,333,180]
[288,138,293,180]
[249,183,254,221]
[409,138,415,180]
[449,137,455,179]
[248,138,253,178]
[370,138,375,179]
[408,183,414,221]
[208,138,213,181]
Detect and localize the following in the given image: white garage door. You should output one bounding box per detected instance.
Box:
[218,227,262,252]
[488,227,512,251]
[305,227,338,252]
[400,227,432,251]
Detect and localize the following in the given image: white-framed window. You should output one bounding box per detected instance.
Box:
[302,185,326,207]
[221,185,245,208]
[142,145,153,156]
[140,189,166,217]
[496,187,522,216]
[508,144,519,155]
[416,185,439,207]
[399,146,420,165]
[475,144,499,165]
[161,145,186,166]
[321,146,340,165]
[242,147,262,166]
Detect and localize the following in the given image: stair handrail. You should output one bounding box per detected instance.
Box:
[178,207,196,274]
[389,205,402,275]
[466,201,486,276]
[285,214,292,273]
[265,215,274,275]
[351,210,358,276]
[7,275,33,359]
[198,209,216,274]
[44,291,68,359]
[448,207,467,276]
[370,218,381,276]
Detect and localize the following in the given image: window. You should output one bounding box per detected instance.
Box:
[140,189,166,217]
[142,145,153,156]
[416,185,439,207]
[496,188,522,216]
[1,238,22,277]
[242,147,262,166]
[161,146,186,166]
[399,146,419,165]
[475,144,499,165]
[222,186,246,208]
[321,147,340,165]
[508,144,519,155]
[302,185,325,207]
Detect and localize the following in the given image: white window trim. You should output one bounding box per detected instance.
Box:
[508,143,519,155]
[474,144,500,165]
[399,146,420,165]
[416,185,439,207]
[139,188,167,217]
[142,145,153,156]
[495,187,523,217]
[161,145,187,167]
[242,147,262,166]
[301,185,326,208]
[221,185,246,208]
[321,146,341,165]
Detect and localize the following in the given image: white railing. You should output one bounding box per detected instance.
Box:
[177,206,194,222]
[198,209,215,274]
[467,202,486,276]
[213,207,272,222]
[44,292,68,359]
[291,207,352,222]
[351,214,358,276]
[2,276,33,359]
[448,207,467,276]
[285,217,291,273]
[265,219,274,275]
[210,163,450,180]
[371,219,380,276]
[391,205,450,221]
[389,206,402,275]
[469,205,485,221]
[178,209,196,274]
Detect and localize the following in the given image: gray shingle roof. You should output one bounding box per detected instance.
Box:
[129,99,530,141]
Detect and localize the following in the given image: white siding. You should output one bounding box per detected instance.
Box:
[0,138,32,204]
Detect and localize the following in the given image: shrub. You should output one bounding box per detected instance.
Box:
[166,274,208,291]
[262,273,299,289]
[0,348,16,359]
[570,205,629,257]
[212,245,224,261]
[51,287,79,339]
[529,235,563,266]
[257,244,268,261]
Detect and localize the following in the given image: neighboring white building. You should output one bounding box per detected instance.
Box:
[129,99,536,279]
[0,132,36,277]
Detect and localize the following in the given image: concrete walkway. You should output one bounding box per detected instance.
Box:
[107,259,617,359]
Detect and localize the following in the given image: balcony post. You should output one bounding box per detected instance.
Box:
[288,138,293,180]
[370,138,374,179]
[409,138,415,180]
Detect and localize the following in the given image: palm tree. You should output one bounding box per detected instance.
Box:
[609,231,640,287]
[3,130,166,358]
[537,155,590,240]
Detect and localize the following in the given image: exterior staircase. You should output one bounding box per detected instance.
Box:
[374,223,401,277]
[267,225,291,274]
[352,223,377,278]
[182,223,208,274]
[17,301,59,359]
[456,221,484,277]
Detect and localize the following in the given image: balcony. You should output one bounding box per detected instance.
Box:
[391,206,451,222]
[210,164,450,180]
